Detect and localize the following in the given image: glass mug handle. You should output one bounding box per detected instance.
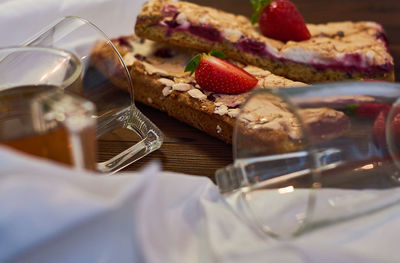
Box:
[23,16,164,173]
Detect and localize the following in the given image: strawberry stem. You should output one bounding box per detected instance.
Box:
[184,49,227,76]
[184,54,201,76]
[209,49,226,59]
[344,104,358,116]
[250,0,273,24]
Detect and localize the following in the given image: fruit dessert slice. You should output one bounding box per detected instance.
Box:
[135,0,394,83]
[91,35,350,155]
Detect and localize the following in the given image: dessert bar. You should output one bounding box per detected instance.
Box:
[92,35,350,153]
[135,0,394,83]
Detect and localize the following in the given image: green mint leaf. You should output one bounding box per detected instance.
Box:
[209,49,226,59]
[184,54,202,76]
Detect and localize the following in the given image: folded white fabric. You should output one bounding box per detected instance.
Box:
[1,146,400,263]
[0,0,146,47]
[0,147,267,263]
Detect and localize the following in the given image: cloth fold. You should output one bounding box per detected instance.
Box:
[0,0,145,47]
[1,146,400,263]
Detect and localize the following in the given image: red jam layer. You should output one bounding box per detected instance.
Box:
[139,7,393,76]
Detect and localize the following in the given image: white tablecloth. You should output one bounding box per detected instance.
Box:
[1,146,400,263]
[1,0,400,262]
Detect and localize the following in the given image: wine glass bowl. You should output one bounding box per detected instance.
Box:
[217,81,400,238]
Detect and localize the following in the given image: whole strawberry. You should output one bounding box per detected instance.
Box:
[390,112,400,148]
[250,0,311,42]
[372,108,400,151]
[373,109,389,150]
[184,50,258,94]
[353,103,391,119]
[360,78,382,82]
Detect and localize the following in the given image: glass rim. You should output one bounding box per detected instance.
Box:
[23,15,135,106]
[0,46,82,91]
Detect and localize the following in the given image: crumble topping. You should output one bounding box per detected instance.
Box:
[158,78,175,86]
[300,108,346,124]
[228,108,240,118]
[138,0,393,69]
[124,35,306,114]
[172,83,192,91]
[238,93,302,140]
[162,86,173,96]
[123,52,135,66]
[214,104,228,116]
[224,28,243,42]
[142,61,169,75]
[188,88,207,101]
[121,35,351,140]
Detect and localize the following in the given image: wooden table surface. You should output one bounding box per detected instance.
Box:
[98,0,400,179]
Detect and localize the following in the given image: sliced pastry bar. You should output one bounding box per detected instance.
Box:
[135,0,394,83]
[91,35,351,155]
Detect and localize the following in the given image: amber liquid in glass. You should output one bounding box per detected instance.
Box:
[0,85,97,170]
[4,125,73,165]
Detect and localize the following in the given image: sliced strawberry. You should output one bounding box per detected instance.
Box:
[251,0,311,42]
[184,50,258,94]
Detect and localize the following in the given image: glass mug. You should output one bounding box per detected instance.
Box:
[24,16,164,173]
[216,81,400,238]
[0,46,96,170]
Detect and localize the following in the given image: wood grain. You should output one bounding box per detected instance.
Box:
[98,103,233,177]
[98,0,400,179]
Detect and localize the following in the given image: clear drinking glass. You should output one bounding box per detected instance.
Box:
[0,46,96,170]
[24,16,164,173]
[216,81,400,238]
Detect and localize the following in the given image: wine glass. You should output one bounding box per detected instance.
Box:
[216,81,400,238]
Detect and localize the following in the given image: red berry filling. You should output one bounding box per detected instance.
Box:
[236,37,268,57]
[153,47,176,58]
[152,4,393,76]
[188,25,223,42]
[307,115,350,141]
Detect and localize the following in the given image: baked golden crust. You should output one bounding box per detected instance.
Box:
[135,0,394,82]
[132,62,235,143]
[91,35,350,154]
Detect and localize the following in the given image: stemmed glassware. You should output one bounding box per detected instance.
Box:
[217,81,400,238]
